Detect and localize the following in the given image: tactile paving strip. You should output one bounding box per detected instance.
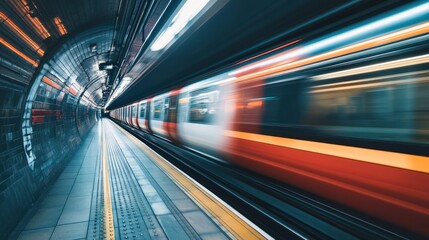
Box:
[111,120,268,240]
[87,126,103,239]
[105,123,172,239]
[114,135,202,239]
[89,120,245,240]
[87,123,114,240]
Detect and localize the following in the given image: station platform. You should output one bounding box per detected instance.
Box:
[11,119,270,240]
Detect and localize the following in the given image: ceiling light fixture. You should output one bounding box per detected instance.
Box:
[8,0,51,39]
[99,62,115,70]
[0,11,44,55]
[90,43,97,53]
[53,17,67,36]
[0,37,38,66]
[150,0,210,51]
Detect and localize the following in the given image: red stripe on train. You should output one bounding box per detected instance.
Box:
[226,137,429,236]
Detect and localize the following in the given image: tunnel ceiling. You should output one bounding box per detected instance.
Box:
[0,0,411,109]
[42,26,113,105]
[0,0,171,106]
[107,0,358,109]
[107,0,412,109]
[26,0,120,105]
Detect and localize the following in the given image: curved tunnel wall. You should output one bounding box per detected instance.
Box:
[0,77,29,238]
[0,40,101,239]
[76,98,99,136]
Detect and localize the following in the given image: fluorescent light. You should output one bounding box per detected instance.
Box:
[9,0,51,39]
[90,44,97,53]
[109,76,132,102]
[99,62,115,70]
[122,76,132,83]
[0,11,44,56]
[0,37,38,66]
[150,0,210,51]
[53,17,67,36]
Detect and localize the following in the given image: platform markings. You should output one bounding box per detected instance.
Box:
[113,120,272,240]
[102,121,115,240]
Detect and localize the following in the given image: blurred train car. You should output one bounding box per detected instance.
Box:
[130,103,138,128]
[149,92,172,139]
[176,79,235,156]
[110,1,429,236]
[137,100,150,131]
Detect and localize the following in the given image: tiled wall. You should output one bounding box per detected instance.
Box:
[0,75,97,238]
[77,100,98,136]
[0,78,37,237]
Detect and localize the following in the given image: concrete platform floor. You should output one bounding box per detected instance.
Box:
[10,119,269,240]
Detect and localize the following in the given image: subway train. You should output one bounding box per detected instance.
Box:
[110,1,429,236]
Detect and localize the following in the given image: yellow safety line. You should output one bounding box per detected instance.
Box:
[102,122,115,240]
[112,121,267,240]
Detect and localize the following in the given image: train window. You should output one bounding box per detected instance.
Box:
[168,95,178,123]
[303,73,429,143]
[164,98,170,121]
[306,86,395,128]
[153,100,163,120]
[131,105,137,118]
[231,85,265,126]
[139,103,146,118]
[189,87,218,124]
[262,80,303,125]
